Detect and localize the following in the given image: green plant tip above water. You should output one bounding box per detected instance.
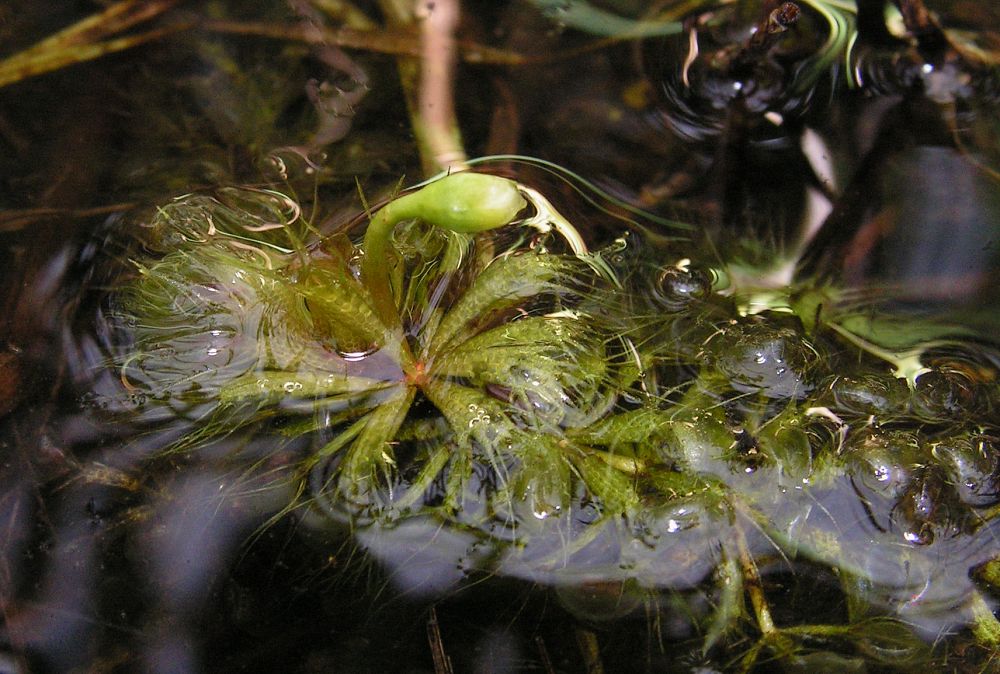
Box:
[361,172,527,326]
[379,172,527,234]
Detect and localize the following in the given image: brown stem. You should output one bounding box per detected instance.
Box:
[414,0,467,172]
[378,0,466,177]
[200,20,534,65]
[426,607,455,674]
[0,203,137,233]
[734,523,776,635]
[202,19,423,57]
[0,22,186,89]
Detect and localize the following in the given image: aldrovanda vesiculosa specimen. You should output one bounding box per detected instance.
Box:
[102,165,1000,667]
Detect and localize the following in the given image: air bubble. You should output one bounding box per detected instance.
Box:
[337,345,379,362]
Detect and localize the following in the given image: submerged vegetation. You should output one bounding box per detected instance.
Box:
[2,0,1000,671]
[99,162,1000,669]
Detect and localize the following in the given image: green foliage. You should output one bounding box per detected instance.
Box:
[106,169,1000,665]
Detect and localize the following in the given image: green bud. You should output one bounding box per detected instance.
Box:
[362,173,526,325]
[404,172,527,234]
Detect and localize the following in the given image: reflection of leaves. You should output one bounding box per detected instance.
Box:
[187,40,310,153]
[740,617,932,672]
[110,8,399,200]
[117,39,313,194]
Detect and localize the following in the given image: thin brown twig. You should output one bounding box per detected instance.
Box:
[200,20,614,66]
[0,24,188,89]
[15,0,180,58]
[414,0,466,171]
[201,19,424,58]
[426,606,454,674]
[0,203,137,232]
[734,523,776,635]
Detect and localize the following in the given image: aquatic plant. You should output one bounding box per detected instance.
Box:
[102,163,1000,668]
[111,172,630,520]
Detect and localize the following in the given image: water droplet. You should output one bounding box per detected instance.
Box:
[337,345,379,362]
[903,530,924,544]
[283,381,303,393]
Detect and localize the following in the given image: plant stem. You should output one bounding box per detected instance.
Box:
[414,0,467,172]
[734,523,776,635]
[378,0,466,176]
[362,189,424,327]
[0,0,182,90]
[359,172,526,327]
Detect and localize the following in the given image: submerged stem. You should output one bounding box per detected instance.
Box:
[379,0,465,176]
[734,523,776,635]
[0,0,182,89]
[360,172,526,326]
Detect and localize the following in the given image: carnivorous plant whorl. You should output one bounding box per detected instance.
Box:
[110,172,627,521]
[103,165,1000,665]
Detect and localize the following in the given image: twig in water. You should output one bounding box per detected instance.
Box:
[0,0,183,89]
[575,627,606,674]
[427,606,454,674]
[534,635,556,674]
